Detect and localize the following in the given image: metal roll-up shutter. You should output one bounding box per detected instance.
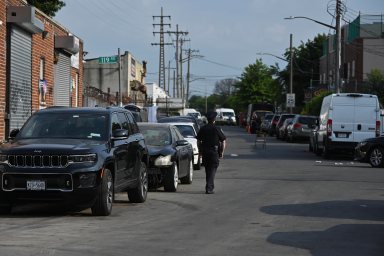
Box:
[54,52,71,106]
[9,26,32,130]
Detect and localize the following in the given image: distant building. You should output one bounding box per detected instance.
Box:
[319,14,384,92]
[145,82,167,105]
[83,51,147,107]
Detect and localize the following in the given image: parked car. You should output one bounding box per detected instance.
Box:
[260,113,274,133]
[269,114,280,136]
[286,115,318,142]
[215,108,236,126]
[278,118,293,140]
[166,122,201,170]
[137,123,194,192]
[0,107,149,216]
[275,114,295,139]
[158,115,201,132]
[355,136,384,167]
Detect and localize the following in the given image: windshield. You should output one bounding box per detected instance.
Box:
[222,112,234,117]
[140,126,172,146]
[18,113,108,140]
[174,125,195,138]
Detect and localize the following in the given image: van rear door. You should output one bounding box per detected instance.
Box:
[353,96,378,142]
[331,96,355,143]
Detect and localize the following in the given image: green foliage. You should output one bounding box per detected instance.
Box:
[233,59,281,111]
[280,34,327,111]
[27,0,65,17]
[366,68,384,104]
[301,91,332,116]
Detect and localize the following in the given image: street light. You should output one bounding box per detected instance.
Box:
[284,13,341,93]
[256,52,288,62]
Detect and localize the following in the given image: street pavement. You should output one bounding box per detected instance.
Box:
[1,125,384,256]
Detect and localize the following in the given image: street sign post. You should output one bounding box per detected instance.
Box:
[98,56,118,64]
[286,93,295,108]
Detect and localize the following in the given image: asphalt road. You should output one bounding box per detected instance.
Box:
[1,126,384,256]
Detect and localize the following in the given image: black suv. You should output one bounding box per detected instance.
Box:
[0,107,148,216]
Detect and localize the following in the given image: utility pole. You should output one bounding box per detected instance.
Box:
[167,25,188,98]
[118,48,122,106]
[185,49,199,106]
[179,38,190,107]
[152,7,171,91]
[335,0,342,93]
[289,34,293,114]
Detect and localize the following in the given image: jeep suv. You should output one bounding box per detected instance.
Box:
[0,107,148,216]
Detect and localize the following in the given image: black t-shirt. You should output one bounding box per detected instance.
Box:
[196,123,226,151]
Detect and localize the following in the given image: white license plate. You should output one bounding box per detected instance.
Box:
[27,180,46,191]
[337,133,347,138]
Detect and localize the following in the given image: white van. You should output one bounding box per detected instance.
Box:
[215,108,236,125]
[316,93,381,158]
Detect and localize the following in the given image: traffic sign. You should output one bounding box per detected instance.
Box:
[286,93,295,107]
[98,56,118,64]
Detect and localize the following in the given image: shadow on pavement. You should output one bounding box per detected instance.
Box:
[267,224,384,256]
[260,199,384,221]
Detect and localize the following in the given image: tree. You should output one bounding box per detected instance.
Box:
[27,0,65,17]
[365,69,384,104]
[213,78,237,97]
[232,59,281,112]
[280,34,327,112]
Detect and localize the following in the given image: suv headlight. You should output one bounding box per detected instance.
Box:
[154,155,172,166]
[68,154,97,164]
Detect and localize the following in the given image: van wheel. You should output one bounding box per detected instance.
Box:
[368,147,384,167]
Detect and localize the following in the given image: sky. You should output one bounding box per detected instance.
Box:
[55,0,384,97]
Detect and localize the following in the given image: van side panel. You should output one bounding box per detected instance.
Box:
[353,97,379,142]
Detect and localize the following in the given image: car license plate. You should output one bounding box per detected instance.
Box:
[26,180,46,191]
[337,133,347,138]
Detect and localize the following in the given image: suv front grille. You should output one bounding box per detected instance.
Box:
[6,155,69,168]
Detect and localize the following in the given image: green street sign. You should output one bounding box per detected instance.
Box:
[98,56,118,64]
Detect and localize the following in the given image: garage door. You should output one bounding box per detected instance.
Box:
[9,26,32,130]
[54,52,71,106]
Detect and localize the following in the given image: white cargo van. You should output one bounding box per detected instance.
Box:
[215,108,236,125]
[316,93,381,158]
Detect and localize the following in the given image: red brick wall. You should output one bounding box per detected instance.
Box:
[0,0,6,140]
[1,0,84,140]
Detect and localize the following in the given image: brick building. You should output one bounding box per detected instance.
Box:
[319,14,384,92]
[0,0,83,140]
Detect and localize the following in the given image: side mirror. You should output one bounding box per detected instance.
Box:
[9,129,20,139]
[112,129,129,139]
[176,139,189,146]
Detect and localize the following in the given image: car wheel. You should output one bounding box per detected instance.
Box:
[164,163,178,192]
[181,159,193,184]
[193,155,201,170]
[368,147,384,167]
[91,168,113,216]
[127,161,148,203]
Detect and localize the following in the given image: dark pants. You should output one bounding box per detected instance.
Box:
[202,150,219,192]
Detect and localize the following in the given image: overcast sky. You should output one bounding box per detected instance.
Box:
[55,0,384,96]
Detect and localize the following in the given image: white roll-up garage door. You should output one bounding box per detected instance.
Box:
[54,52,71,106]
[9,26,32,130]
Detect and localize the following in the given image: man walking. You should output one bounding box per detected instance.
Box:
[196,111,226,194]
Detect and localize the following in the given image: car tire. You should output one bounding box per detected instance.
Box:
[181,159,193,184]
[193,155,201,170]
[127,161,148,203]
[164,163,178,192]
[91,168,113,216]
[368,147,384,168]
